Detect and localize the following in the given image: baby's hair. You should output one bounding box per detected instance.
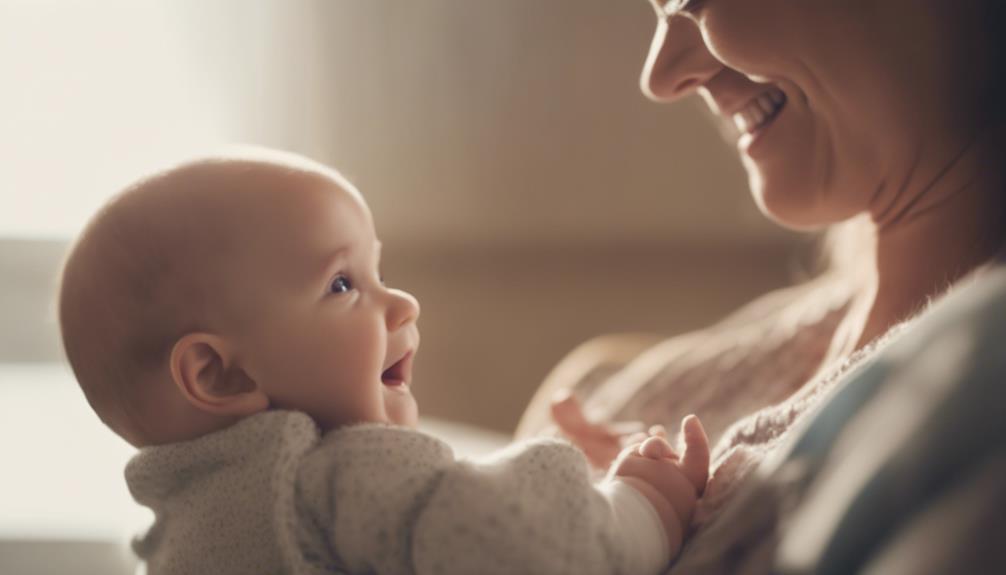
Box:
[58,148,345,445]
[59,168,213,444]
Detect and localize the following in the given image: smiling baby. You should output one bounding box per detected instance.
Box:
[58,149,709,575]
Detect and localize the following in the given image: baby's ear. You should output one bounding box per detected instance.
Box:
[169,333,268,417]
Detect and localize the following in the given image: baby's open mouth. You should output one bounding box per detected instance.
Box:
[381,350,413,387]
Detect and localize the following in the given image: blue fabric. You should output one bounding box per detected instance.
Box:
[775,266,1006,574]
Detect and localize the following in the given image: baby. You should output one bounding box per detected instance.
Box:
[58,149,710,575]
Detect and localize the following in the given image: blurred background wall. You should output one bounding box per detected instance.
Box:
[0,0,814,434]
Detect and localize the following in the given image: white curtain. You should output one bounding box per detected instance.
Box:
[0,1,233,238]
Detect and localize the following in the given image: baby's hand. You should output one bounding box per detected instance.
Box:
[610,416,710,556]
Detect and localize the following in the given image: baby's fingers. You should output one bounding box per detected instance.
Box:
[638,435,675,460]
[678,415,710,494]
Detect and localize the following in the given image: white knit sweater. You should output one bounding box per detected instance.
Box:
[125,411,668,575]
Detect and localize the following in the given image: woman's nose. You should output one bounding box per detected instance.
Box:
[640,15,722,102]
[385,288,420,331]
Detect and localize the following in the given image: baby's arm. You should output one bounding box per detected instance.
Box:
[298,423,691,575]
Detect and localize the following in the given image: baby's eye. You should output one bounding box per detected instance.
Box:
[329,274,354,294]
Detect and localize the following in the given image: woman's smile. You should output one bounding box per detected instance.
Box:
[734,86,787,155]
[731,87,786,136]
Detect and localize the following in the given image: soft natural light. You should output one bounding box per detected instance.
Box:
[0,363,149,541]
[0,1,238,239]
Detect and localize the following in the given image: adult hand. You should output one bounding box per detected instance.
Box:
[550,391,651,470]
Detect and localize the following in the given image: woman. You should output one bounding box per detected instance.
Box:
[518,0,1005,571]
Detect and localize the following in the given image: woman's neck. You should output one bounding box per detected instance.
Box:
[838,127,1006,354]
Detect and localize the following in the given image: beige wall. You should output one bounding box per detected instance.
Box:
[386,242,807,433]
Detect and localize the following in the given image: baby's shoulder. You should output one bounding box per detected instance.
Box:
[324,422,454,453]
[299,423,455,482]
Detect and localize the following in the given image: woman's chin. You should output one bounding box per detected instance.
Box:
[749,173,836,232]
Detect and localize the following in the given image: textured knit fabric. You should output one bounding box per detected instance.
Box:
[126,412,669,575]
[564,269,987,573]
[578,276,857,529]
[655,265,1006,575]
[776,265,1006,574]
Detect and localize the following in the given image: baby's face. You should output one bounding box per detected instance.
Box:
[225,172,421,431]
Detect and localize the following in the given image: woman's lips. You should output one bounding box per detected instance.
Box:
[381,350,414,387]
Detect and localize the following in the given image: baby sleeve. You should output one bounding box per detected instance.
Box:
[297,424,669,575]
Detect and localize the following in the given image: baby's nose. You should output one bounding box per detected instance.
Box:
[386,288,420,330]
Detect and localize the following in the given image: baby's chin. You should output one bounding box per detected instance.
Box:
[382,387,419,428]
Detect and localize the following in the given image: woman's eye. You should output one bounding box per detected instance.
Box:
[329,274,353,294]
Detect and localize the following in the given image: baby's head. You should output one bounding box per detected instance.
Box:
[59,149,420,447]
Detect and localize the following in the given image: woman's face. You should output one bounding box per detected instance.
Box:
[642,0,992,229]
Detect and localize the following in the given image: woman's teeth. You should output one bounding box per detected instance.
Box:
[732,88,787,135]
